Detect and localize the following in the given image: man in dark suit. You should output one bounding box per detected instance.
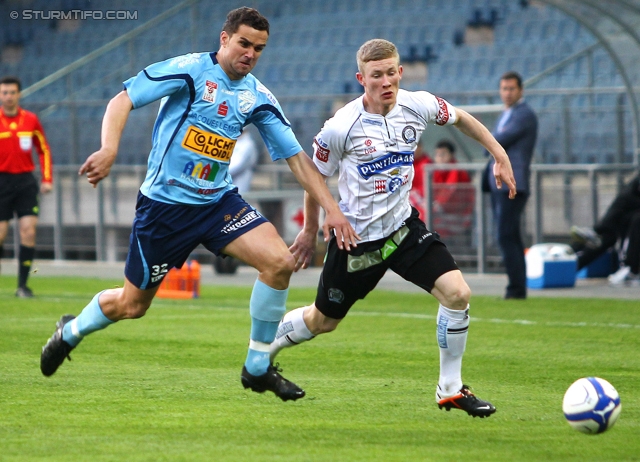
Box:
[486,71,538,299]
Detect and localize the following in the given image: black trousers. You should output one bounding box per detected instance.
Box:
[491,190,529,297]
[575,175,640,272]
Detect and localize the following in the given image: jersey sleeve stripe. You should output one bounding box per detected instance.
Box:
[250,104,291,127]
[344,114,362,152]
[141,71,196,187]
[398,104,428,124]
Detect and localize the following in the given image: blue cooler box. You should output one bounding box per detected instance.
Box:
[526,243,577,289]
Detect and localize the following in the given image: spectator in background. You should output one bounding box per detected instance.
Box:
[228,131,259,194]
[485,71,537,300]
[432,139,471,210]
[570,173,640,286]
[432,139,473,238]
[0,76,53,298]
[409,142,432,221]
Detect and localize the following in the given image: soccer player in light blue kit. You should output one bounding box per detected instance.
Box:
[40,7,359,401]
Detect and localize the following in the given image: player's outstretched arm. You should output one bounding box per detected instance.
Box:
[453,108,517,199]
[289,191,321,271]
[286,151,360,250]
[79,91,133,188]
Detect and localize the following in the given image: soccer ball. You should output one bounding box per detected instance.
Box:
[562,377,621,434]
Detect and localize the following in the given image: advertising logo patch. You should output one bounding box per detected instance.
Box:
[257,83,277,106]
[435,96,450,125]
[374,175,409,194]
[218,101,229,116]
[19,135,33,151]
[364,139,377,155]
[182,160,219,181]
[388,176,405,193]
[314,138,330,162]
[357,152,414,180]
[170,53,201,68]
[202,80,217,103]
[221,209,261,234]
[181,126,236,162]
[362,118,383,126]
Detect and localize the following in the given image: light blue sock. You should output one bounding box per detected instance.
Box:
[62,291,115,347]
[245,279,288,376]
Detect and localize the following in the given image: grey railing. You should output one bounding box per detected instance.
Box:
[424,162,636,273]
[6,163,636,271]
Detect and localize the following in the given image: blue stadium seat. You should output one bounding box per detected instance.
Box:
[1,0,634,166]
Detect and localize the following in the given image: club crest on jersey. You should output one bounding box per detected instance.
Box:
[401,125,417,144]
[238,90,256,113]
[357,152,414,179]
[202,80,217,103]
[328,288,345,304]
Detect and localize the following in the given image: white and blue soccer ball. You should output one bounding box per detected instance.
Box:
[562,377,621,434]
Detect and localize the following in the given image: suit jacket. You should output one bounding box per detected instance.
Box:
[485,99,538,194]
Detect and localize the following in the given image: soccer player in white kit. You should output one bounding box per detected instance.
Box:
[270,39,517,417]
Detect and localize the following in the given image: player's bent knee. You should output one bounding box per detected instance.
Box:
[268,251,296,278]
[317,318,340,334]
[304,305,341,335]
[113,295,152,320]
[122,302,151,319]
[441,283,471,310]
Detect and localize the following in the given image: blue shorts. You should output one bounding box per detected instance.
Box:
[125,189,268,289]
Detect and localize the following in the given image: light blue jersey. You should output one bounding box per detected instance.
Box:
[124,52,302,205]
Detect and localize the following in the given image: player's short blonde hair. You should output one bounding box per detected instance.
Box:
[356,39,400,74]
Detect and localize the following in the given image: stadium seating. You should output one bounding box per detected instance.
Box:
[0,0,635,164]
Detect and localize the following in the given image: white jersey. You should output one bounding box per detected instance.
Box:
[312,89,457,242]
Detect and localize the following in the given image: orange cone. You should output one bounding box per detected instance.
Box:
[157,260,201,299]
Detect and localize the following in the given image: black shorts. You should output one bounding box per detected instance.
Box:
[0,172,40,221]
[315,208,459,319]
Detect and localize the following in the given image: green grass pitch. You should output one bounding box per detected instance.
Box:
[1,275,639,461]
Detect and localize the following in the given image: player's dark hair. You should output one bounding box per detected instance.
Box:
[500,71,523,88]
[222,7,269,36]
[0,76,21,91]
[435,139,456,154]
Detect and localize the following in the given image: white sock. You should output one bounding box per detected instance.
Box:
[436,303,470,397]
[269,306,315,362]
